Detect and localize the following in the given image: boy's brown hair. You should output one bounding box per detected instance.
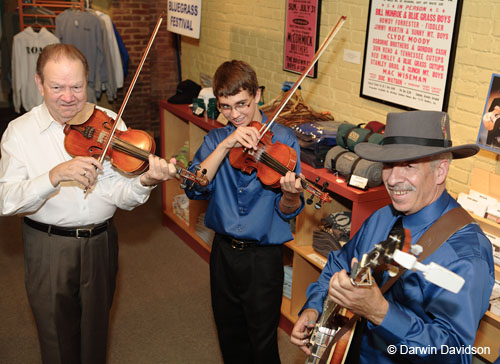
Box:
[212,60,259,98]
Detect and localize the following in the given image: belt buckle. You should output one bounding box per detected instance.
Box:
[76,228,91,238]
[231,240,245,251]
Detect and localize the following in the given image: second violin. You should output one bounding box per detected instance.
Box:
[229,121,332,209]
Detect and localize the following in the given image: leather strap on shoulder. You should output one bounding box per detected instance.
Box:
[381,206,474,293]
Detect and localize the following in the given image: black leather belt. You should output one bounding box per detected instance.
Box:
[218,234,258,250]
[24,217,111,238]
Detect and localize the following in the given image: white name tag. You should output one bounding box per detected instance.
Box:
[349,174,368,190]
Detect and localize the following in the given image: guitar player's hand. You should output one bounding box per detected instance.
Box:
[328,258,389,326]
[290,308,318,355]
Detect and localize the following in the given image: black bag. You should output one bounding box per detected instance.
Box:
[312,211,351,258]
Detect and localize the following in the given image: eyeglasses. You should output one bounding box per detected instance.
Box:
[218,97,254,114]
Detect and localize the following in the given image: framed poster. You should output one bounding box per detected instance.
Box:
[476,73,500,155]
[283,0,322,78]
[360,0,463,111]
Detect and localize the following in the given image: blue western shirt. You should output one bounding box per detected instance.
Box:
[185,113,304,244]
[303,191,494,363]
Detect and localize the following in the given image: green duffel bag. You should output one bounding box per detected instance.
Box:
[324,146,383,188]
[337,122,383,152]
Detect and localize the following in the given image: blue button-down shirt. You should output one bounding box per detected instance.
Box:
[303,191,494,363]
[185,113,304,244]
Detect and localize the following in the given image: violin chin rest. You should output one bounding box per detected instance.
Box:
[66,103,96,125]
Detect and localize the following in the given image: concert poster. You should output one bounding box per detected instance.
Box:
[360,0,463,111]
[283,0,322,78]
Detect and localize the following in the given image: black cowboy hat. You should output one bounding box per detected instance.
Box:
[168,79,202,104]
[354,111,479,163]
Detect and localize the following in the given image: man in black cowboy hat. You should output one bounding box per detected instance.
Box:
[291,111,494,363]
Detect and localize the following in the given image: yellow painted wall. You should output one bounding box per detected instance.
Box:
[178,0,500,195]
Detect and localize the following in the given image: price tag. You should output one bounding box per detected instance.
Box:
[349,174,368,190]
[192,105,204,117]
[307,253,327,268]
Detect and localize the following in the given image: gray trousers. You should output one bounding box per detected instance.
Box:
[22,220,118,364]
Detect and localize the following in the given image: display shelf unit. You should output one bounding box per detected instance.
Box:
[466,168,500,363]
[159,100,499,362]
[471,215,500,363]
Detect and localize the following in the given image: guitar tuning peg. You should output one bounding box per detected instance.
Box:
[322,182,329,190]
[306,195,314,205]
[188,161,193,167]
[314,201,322,210]
[180,178,187,189]
[194,164,201,172]
[201,168,207,176]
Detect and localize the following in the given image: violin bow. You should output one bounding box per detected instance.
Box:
[98,12,165,165]
[84,12,165,194]
[257,15,346,140]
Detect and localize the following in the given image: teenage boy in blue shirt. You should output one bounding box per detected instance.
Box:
[185,60,305,364]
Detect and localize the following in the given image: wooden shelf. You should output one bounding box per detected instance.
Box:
[285,240,326,270]
[159,100,224,132]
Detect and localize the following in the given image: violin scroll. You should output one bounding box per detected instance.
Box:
[178,163,208,189]
[303,177,332,209]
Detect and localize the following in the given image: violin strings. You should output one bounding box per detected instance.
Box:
[257,150,321,197]
[257,151,318,196]
[72,125,151,163]
[112,138,150,161]
[257,151,290,175]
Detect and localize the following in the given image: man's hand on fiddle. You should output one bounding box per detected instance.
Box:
[49,156,102,189]
[328,258,389,326]
[290,308,318,355]
[140,156,177,186]
[280,171,304,194]
[279,171,303,213]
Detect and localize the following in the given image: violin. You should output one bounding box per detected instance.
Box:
[229,121,332,209]
[64,106,208,187]
[228,16,347,209]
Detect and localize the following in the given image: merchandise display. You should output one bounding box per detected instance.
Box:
[324,146,383,188]
[195,213,215,245]
[336,122,384,152]
[172,194,189,225]
[283,265,293,299]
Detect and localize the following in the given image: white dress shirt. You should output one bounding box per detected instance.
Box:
[0,103,154,227]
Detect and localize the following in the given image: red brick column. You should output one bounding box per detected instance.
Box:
[112,0,177,137]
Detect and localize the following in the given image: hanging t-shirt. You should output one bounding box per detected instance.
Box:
[55,9,107,87]
[11,27,60,113]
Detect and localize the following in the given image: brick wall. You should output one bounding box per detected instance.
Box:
[110,0,178,138]
[177,0,500,195]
